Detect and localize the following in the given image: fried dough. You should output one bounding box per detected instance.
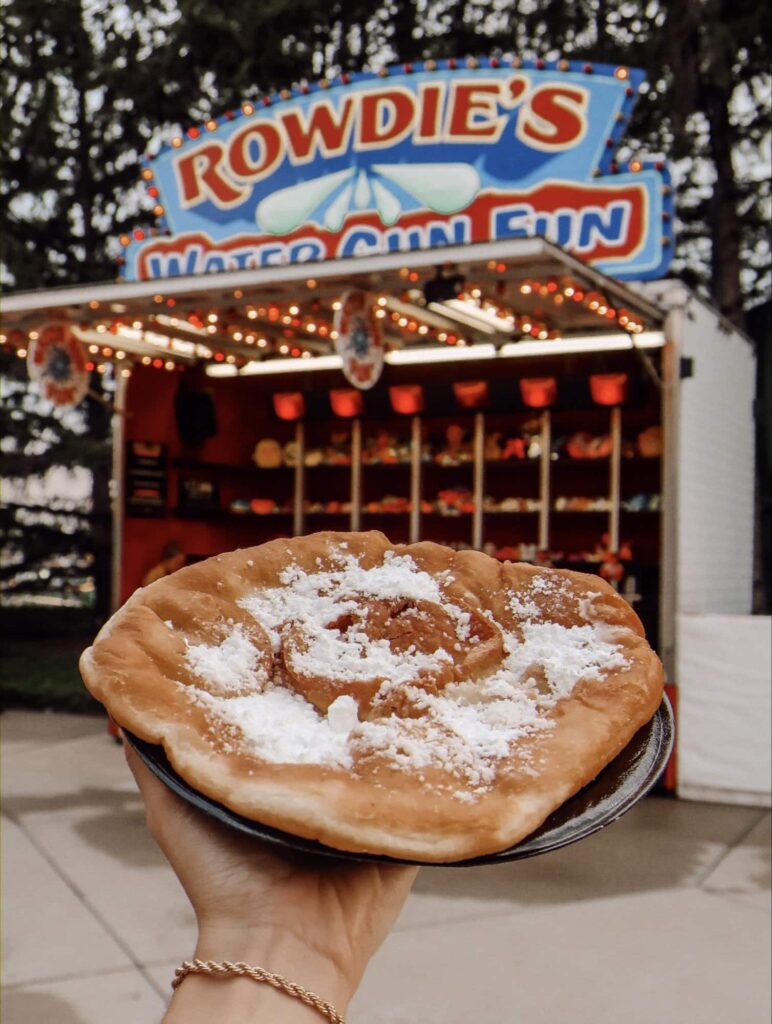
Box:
[80,531,663,862]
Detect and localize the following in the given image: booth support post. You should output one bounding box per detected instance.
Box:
[659,315,682,683]
[609,406,622,552]
[350,418,362,532]
[472,412,485,550]
[293,421,305,537]
[538,411,552,551]
[410,414,422,544]
[109,372,128,614]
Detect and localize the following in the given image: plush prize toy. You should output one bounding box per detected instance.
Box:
[599,552,625,587]
[436,424,471,465]
[637,426,663,458]
[484,433,502,461]
[500,436,526,460]
[253,439,283,468]
[250,498,277,515]
[565,433,613,460]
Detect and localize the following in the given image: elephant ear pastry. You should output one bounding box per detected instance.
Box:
[80,531,663,863]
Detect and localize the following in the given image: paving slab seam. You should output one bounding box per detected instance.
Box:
[1,732,106,759]
[700,889,772,915]
[697,886,772,918]
[693,809,771,889]
[3,805,170,999]
[137,965,171,1001]
[1,962,161,992]
[393,903,526,933]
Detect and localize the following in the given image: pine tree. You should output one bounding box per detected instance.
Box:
[463,0,771,326]
[658,0,771,324]
[2,0,768,317]
[0,0,184,288]
[0,350,112,615]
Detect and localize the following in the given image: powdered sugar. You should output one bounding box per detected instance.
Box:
[507,574,606,629]
[504,622,630,701]
[185,625,268,695]
[530,572,560,596]
[181,545,631,790]
[327,695,359,736]
[188,684,354,767]
[507,595,541,621]
[287,627,453,685]
[238,551,452,658]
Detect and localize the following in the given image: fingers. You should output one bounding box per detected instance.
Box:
[122,739,421,901]
[123,737,186,840]
[123,737,160,799]
[123,735,258,863]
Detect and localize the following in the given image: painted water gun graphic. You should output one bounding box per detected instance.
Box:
[256,163,480,234]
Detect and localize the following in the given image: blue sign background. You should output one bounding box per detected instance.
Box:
[123,59,673,282]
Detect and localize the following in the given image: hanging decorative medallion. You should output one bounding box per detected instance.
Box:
[333,289,384,389]
[27,323,90,406]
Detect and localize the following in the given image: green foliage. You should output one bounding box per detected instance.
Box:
[1,602,103,713]
[1,648,101,711]
[1,0,769,316]
[0,350,111,610]
[0,0,181,287]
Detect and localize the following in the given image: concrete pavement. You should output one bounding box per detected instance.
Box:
[2,709,770,1023]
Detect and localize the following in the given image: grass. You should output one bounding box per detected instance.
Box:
[2,649,101,713]
[1,607,103,713]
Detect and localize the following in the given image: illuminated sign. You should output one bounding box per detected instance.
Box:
[122,58,673,282]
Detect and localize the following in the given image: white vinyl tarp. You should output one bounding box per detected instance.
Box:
[677,614,771,806]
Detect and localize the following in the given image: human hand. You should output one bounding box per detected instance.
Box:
[124,741,417,1021]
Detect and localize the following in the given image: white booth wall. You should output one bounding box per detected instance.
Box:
[646,282,769,806]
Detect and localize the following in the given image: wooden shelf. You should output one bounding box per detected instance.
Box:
[552,508,610,515]
[361,511,414,517]
[553,558,660,571]
[298,506,661,518]
[552,455,661,466]
[173,507,292,521]
[174,458,293,476]
[168,414,661,559]
[172,455,659,473]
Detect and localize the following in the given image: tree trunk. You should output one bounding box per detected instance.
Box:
[705,92,744,328]
[703,24,745,332]
[74,5,96,271]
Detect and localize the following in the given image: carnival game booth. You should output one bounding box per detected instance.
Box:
[2,57,765,805]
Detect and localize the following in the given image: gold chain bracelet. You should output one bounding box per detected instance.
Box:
[171,959,346,1024]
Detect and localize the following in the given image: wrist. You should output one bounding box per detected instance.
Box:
[158,922,355,1023]
[194,922,354,1004]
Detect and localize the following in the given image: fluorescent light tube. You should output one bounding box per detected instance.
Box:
[239,354,344,376]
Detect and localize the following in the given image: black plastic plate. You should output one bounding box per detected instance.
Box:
[125,695,674,867]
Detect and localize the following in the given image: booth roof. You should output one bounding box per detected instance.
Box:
[1,238,664,371]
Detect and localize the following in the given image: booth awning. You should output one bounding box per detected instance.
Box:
[0,238,664,373]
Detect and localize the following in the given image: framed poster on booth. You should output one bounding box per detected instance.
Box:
[126,440,167,518]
